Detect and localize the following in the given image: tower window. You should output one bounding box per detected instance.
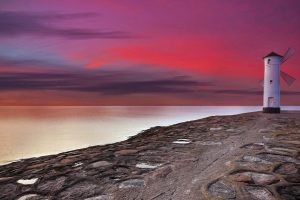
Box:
[270,80,273,84]
[268,59,271,64]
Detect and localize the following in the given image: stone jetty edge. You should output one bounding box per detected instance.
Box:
[0,111,299,199]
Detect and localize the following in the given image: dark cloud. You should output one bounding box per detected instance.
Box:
[1,71,299,97]
[0,72,74,90]
[74,78,212,95]
[43,29,132,40]
[214,89,300,96]
[0,56,61,68]
[0,11,132,39]
[0,72,213,95]
[2,71,300,99]
[282,91,300,95]
[0,54,81,71]
[215,89,262,95]
[35,12,99,20]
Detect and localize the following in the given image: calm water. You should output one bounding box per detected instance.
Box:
[1,106,299,165]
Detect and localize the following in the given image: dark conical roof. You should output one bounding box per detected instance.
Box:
[263,51,283,59]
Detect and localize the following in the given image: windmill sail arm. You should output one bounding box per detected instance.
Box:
[280,70,296,86]
[281,48,295,64]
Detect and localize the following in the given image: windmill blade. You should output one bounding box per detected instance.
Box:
[280,70,296,86]
[281,48,295,64]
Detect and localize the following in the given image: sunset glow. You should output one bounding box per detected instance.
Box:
[0,0,300,105]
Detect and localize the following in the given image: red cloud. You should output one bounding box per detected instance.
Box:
[86,59,107,69]
[108,37,263,78]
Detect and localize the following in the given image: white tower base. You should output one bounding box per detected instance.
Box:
[263,107,280,113]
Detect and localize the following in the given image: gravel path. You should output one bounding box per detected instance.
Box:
[0,111,299,200]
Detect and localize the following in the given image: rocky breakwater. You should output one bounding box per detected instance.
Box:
[0,111,299,200]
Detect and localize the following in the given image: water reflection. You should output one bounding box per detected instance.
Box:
[0,106,298,164]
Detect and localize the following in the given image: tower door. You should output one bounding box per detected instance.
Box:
[268,97,275,107]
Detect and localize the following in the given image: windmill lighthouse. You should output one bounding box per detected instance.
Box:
[263,48,296,113]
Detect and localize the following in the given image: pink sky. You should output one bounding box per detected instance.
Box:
[0,0,299,105]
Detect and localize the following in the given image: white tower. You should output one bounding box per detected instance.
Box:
[262,49,296,113]
[263,52,282,113]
